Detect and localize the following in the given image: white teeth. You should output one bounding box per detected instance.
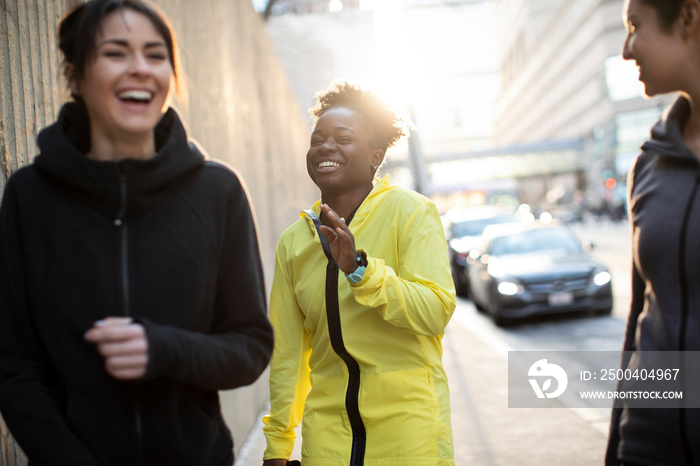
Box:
[318,161,340,168]
[117,90,153,101]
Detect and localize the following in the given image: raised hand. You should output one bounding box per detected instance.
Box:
[318,204,360,275]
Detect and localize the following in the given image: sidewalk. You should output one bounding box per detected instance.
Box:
[234,319,608,465]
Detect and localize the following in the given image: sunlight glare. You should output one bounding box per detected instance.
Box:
[329,0,343,13]
[359,0,375,11]
[365,0,431,110]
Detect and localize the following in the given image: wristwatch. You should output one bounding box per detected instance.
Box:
[345,250,368,284]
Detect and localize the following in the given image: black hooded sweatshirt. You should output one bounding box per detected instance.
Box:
[607,96,700,465]
[0,102,273,466]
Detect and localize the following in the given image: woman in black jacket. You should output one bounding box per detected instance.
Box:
[0,1,273,465]
[607,0,700,464]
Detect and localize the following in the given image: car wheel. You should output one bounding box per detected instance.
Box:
[472,291,486,312]
[595,306,613,316]
[489,305,510,326]
[492,314,511,327]
[487,292,509,326]
[455,274,470,298]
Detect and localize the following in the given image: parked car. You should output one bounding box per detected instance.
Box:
[468,221,613,326]
[444,207,518,297]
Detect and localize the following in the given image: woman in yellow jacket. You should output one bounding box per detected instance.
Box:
[263,82,456,466]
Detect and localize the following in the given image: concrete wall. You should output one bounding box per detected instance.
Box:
[0,0,317,464]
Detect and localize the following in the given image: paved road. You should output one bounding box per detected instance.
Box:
[447,299,615,465]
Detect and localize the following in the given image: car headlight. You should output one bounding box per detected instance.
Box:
[593,271,612,286]
[497,281,523,296]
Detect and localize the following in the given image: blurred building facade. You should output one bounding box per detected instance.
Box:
[263,0,681,217]
[492,0,675,214]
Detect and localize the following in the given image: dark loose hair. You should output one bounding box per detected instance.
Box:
[310,81,406,154]
[641,0,693,31]
[58,0,182,94]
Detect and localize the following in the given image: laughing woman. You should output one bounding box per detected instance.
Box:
[0,1,273,465]
[607,0,700,464]
[262,82,456,466]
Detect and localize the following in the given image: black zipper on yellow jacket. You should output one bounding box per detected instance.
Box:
[305,209,366,466]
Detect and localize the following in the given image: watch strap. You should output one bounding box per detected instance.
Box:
[346,265,366,284]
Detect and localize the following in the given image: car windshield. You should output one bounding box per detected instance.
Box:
[489,227,583,256]
[451,215,516,238]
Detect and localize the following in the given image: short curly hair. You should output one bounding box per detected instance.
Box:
[309,81,406,153]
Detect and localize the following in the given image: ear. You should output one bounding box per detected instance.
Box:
[679,0,700,40]
[371,149,384,170]
[64,63,80,96]
[372,149,386,172]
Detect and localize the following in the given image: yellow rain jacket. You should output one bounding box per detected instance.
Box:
[263,176,456,466]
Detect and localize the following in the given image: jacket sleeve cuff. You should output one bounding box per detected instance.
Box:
[135,317,171,380]
[262,430,296,461]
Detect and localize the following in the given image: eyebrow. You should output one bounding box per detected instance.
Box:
[98,38,167,48]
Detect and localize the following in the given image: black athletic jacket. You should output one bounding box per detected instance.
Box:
[0,102,273,466]
[607,96,700,465]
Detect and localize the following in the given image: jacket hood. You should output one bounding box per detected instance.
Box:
[34,101,206,217]
[642,96,698,163]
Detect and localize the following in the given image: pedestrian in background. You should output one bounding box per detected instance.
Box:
[607,0,700,464]
[262,82,456,466]
[0,1,273,465]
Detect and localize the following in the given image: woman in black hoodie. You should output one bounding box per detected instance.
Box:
[0,1,273,465]
[607,0,700,465]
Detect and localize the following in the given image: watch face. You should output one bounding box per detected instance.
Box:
[356,251,368,267]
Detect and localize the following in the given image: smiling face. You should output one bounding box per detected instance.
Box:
[622,0,688,97]
[306,106,384,197]
[70,8,174,153]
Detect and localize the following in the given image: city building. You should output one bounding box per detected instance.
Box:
[491,0,674,213]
